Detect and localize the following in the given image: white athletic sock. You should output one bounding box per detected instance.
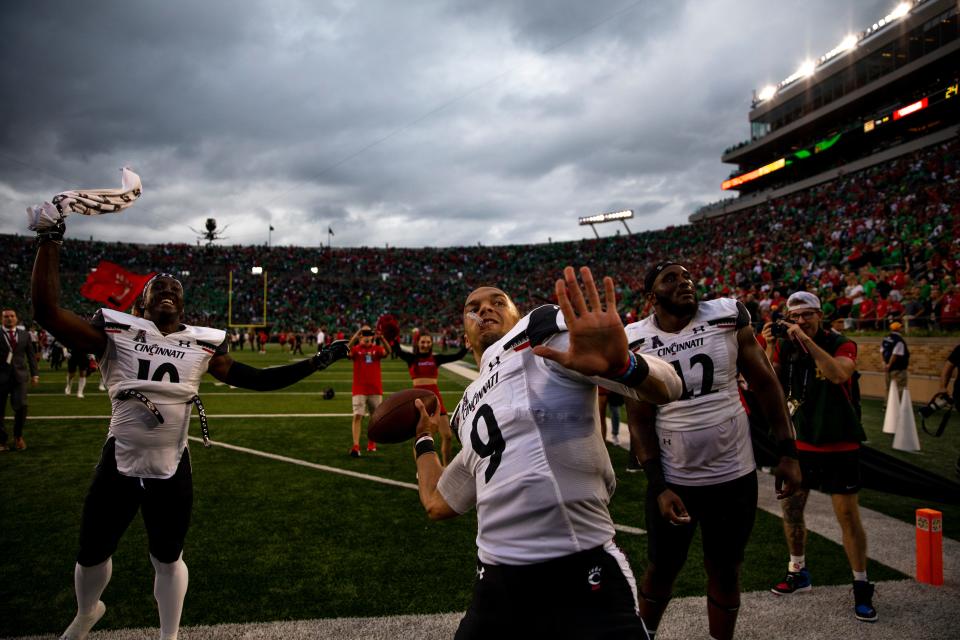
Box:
[853,570,867,582]
[65,374,72,393]
[789,555,806,571]
[77,377,87,396]
[151,553,188,640]
[62,559,111,640]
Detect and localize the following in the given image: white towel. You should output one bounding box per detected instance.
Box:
[27,167,142,231]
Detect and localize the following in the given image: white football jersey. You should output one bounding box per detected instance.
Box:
[625,298,754,486]
[94,309,226,479]
[439,305,651,566]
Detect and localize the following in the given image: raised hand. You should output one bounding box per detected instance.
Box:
[532,266,628,377]
[314,339,349,369]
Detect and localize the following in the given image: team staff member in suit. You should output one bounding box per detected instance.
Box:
[32,218,348,640]
[0,308,39,451]
[763,291,877,622]
[412,266,682,639]
[626,263,801,640]
[392,332,468,465]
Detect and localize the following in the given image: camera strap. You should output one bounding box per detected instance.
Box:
[921,406,952,437]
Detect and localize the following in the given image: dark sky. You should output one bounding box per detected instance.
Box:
[0,0,892,248]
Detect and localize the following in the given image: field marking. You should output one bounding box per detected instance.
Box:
[12,414,356,420]
[185,435,645,536]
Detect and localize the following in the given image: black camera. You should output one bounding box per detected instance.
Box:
[361,329,375,337]
[771,320,793,339]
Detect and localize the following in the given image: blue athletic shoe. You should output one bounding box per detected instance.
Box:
[853,580,878,622]
[771,567,812,595]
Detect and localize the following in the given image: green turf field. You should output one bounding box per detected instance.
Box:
[3,345,953,637]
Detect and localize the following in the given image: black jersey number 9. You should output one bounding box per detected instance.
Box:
[136,358,181,383]
[669,353,719,400]
[470,403,505,483]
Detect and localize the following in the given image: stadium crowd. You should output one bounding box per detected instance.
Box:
[1,138,957,340]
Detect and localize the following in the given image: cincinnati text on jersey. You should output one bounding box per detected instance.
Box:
[454,371,500,427]
[133,342,187,359]
[649,336,705,358]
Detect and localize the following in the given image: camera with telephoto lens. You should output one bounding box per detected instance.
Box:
[771,319,794,339]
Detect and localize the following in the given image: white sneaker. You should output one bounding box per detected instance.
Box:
[65,385,71,395]
[77,392,84,399]
[98,383,106,391]
[60,600,106,640]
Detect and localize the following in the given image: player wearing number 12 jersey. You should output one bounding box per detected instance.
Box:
[624,263,801,640]
[32,227,348,640]
[411,267,683,640]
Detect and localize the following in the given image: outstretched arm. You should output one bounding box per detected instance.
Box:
[391,340,416,365]
[532,266,681,404]
[32,233,107,355]
[434,345,469,366]
[207,339,349,390]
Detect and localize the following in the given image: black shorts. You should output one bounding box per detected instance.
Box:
[77,438,193,566]
[67,351,89,374]
[798,448,860,495]
[455,544,648,640]
[646,472,757,576]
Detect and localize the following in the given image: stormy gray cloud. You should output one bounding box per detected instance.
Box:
[1,0,892,248]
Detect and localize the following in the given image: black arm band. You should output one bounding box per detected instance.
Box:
[776,438,799,459]
[641,457,668,496]
[36,221,67,245]
[415,436,436,458]
[224,358,316,391]
[614,352,650,388]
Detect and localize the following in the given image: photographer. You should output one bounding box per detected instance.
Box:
[761,292,877,623]
[347,325,390,457]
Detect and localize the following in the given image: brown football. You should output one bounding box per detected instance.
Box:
[367,388,439,444]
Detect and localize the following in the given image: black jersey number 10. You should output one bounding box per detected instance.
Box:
[669,353,719,400]
[471,403,505,483]
[136,359,181,383]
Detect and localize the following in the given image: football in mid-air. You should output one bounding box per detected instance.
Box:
[368,388,439,444]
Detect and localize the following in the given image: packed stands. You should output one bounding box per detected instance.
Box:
[2,138,957,338]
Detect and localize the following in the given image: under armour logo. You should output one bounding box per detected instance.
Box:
[651,336,664,348]
[477,566,485,581]
[662,437,672,446]
[178,340,191,348]
[488,356,501,371]
[692,326,706,334]
[133,329,147,343]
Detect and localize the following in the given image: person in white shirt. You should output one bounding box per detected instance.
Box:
[32,221,348,640]
[412,266,682,639]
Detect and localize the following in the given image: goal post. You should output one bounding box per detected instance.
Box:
[227,270,269,328]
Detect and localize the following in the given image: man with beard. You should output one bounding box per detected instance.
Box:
[32,222,348,640]
[411,267,682,639]
[393,331,468,465]
[625,262,801,640]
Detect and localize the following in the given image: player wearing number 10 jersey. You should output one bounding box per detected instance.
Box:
[411,267,683,640]
[32,229,348,640]
[624,262,801,640]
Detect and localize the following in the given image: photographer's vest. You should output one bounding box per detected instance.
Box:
[777,330,866,446]
[881,332,909,371]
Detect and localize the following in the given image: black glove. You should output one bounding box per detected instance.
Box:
[313,339,349,370]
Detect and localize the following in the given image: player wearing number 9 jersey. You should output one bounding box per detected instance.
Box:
[32,230,349,640]
[412,267,683,640]
[624,262,801,640]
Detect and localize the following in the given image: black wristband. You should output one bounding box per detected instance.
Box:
[776,438,799,459]
[614,352,650,388]
[415,436,436,458]
[36,221,66,245]
[641,457,668,496]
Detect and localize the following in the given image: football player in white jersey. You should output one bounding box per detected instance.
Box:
[32,224,348,640]
[625,262,801,640]
[411,266,682,639]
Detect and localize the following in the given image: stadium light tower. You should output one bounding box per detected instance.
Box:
[578,209,634,239]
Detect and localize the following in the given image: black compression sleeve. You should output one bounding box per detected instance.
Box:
[224,358,316,391]
[434,347,469,366]
[392,341,416,365]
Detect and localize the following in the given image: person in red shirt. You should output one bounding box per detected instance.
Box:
[347,325,390,457]
[392,332,467,465]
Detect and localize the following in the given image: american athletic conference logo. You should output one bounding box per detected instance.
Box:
[587,565,602,591]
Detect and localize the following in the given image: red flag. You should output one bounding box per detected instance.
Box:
[80,261,156,311]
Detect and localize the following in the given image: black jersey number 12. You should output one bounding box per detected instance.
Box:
[471,403,505,483]
[669,353,719,400]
